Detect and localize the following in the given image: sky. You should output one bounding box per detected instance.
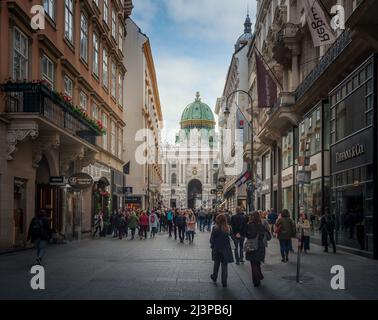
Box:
[132,0,257,143]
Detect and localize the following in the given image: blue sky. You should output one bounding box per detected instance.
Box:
[132,0,257,143]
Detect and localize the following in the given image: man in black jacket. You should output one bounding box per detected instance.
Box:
[27,210,52,265]
[176,211,186,243]
[230,207,247,264]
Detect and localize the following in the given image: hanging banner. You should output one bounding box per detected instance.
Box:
[303,0,336,47]
[255,53,277,108]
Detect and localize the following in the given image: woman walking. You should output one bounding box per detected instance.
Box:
[139,211,149,240]
[210,214,234,288]
[245,212,267,288]
[128,211,139,240]
[298,213,311,253]
[275,209,297,262]
[186,210,197,244]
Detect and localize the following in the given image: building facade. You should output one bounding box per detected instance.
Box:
[123,18,163,211]
[216,15,254,213]
[160,93,219,210]
[244,0,378,258]
[0,0,131,251]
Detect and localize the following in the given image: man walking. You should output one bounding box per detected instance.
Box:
[198,208,206,232]
[230,207,247,265]
[320,208,337,253]
[167,209,174,237]
[267,208,278,236]
[176,211,186,243]
[27,210,52,265]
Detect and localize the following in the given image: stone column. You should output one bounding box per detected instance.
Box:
[290,45,300,92]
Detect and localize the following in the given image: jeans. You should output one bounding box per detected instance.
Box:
[167,221,173,237]
[178,226,185,242]
[301,236,310,251]
[151,227,157,237]
[233,237,245,263]
[35,239,47,260]
[198,218,205,231]
[173,224,177,240]
[130,228,136,239]
[212,258,228,285]
[139,225,148,239]
[206,219,212,231]
[187,231,194,242]
[279,239,291,258]
[324,232,336,252]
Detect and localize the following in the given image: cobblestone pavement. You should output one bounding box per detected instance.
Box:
[1,230,378,300]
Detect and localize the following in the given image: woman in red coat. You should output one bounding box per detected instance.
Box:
[139,211,149,240]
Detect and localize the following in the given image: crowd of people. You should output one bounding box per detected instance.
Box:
[26,205,338,290]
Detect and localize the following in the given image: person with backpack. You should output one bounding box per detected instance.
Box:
[167,209,174,237]
[176,210,186,243]
[128,211,139,240]
[319,208,337,253]
[275,209,297,262]
[210,214,234,288]
[27,210,52,265]
[230,207,247,265]
[149,210,159,238]
[245,212,268,288]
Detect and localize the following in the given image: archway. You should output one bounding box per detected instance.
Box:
[187,179,202,209]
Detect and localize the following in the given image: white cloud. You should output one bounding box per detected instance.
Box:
[164,0,257,43]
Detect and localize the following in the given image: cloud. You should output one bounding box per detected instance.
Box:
[164,0,257,43]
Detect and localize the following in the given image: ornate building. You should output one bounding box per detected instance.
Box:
[160,93,219,209]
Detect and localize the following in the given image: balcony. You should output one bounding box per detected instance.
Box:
[295,30,352,102]
[1,82,102,145]
[272,23,301,66]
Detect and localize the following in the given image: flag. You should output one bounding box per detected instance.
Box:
[303,0,336,47]
[236,170,251,188]
[255,53,278,108]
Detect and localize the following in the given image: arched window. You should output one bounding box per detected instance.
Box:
[171,173,177,185]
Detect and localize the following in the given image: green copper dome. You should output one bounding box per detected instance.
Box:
[180,92,215,130]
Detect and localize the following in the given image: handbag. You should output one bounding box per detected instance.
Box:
[244,236,259,252]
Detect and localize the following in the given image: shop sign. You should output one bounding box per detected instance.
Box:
[331,128,373,173]
[335,144,365,163]
[50,176,66,186]
[126,196,142,204]
[296,170,311,185]
[68,173,93,190]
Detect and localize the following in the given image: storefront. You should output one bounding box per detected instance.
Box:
[111,169,124,212]
[296,100,331,228]
[125,196,143,210]
[329,55,376,257]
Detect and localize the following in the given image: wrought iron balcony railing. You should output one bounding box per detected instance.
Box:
[295,30,352,102]
[1,82,101,145]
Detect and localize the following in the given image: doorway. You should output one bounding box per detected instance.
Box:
[187,179,202,209]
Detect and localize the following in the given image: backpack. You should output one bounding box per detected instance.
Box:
[31,218,44,238]
[150,215,156,224]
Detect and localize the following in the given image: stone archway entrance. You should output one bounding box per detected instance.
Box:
[188,179,202,209]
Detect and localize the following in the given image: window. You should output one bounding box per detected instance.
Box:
[171,173,177,185]
[79,92,88,111]
[80,13,88,62]
[118,23,123,51]
[103,0,109,25]
[102,48,108,88]
[41,54,54,88]
[262,153,271,180]
[172,162,177,169]
[13,28,28,80]
[92,103,99,120]
[43,0,55,21]
[64,76,73,98]
[111,120,116,155]
[111,8,117,39]
[117,127,122,159]
[118,73,123,107]
[94,0,99,8]
[111,60,116,98]
[102,113,108,150]
[64,0,74,43]
[93,33,99,77]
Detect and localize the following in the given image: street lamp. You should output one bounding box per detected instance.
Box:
[223,90,255,213]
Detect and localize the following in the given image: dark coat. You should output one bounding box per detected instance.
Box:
[230,214,247,238]
[210,227,234,264]
[27,216,51,243]
[319,214,336,245]
[245,223,266,263]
